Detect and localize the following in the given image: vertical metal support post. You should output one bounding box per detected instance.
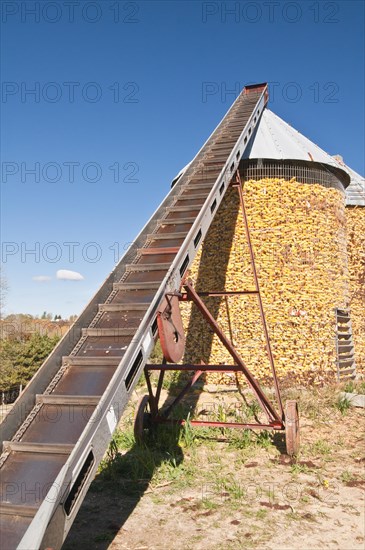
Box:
[155,357,167,410]
[144,365,158,416]
[144,356,168,416]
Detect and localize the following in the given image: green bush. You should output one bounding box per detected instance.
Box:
[0,333,60,391]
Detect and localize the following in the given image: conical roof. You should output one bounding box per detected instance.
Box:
[243,109,365,206]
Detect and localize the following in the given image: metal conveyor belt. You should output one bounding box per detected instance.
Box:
[0,82,269,549]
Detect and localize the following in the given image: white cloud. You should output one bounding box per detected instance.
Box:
[56,269,84,281]
[32,275,52,282]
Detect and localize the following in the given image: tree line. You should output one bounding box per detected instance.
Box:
[0,313,77,392]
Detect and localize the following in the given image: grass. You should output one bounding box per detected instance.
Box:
[340,470,356,483]
[97,378,361,515]
[98,405,277,503]
[63,374,365,550]
[256,508,268,520]
[98,422,184,485]
[342,379,365,395]
[228,429,253,450]
[201,498,219,510]
[335,394,351,415]
[228,428,274,451]
[285,382,363,422]
[310,439,332,456]
[180,414,196,448]
[290,462,313,475]
[216,476,246,501]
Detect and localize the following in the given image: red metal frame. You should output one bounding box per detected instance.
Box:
[143,173,285,432]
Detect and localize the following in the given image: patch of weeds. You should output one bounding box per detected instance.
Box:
[180,415,196,448]
[110,425,135,451]
[201,498,219,511]
[290,462,312,475]
[314,470,331,489]
[296,387,334,422]
[135,372,147,388]
[342,380,365,395]
[229,429,273,451]
[150,493,165,505]
[311,439,332,456]
[246,400,261,419]
[98,421,185,485]
[158,421,185,447]
[212,476,244,503]
[209,452,223,466]
[233,399,262,423]
[148,340,163,364]
[286,510,302,521]
[255,430,273,449]
[256,508,268,520]
[154,455,182,483]
[335,394,351,415]
[229,429,254,450]
[97,424,136,474]
[163,370,188,391]
[340,470,356,483]
[215,402,229,423]
[179,418,231,448]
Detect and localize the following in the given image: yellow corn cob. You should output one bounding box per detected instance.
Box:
[180,178,363,386]
[346,206,365,371]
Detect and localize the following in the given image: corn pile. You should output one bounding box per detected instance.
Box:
[181,178,350,385]
[346,206,365,372]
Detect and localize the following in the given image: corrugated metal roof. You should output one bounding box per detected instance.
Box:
[342,165,365,207]
[243,109,365,206]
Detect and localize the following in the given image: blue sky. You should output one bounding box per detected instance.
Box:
[1,0,364,318]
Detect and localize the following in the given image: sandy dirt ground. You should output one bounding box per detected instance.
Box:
[64,384,365,550]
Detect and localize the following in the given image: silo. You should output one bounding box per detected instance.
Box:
[343,166,365,375]
[181,110,363,385]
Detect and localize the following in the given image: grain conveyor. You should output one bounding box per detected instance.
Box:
[0,83,275,549]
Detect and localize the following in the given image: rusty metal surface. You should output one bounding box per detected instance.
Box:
[20,405,96,445]
[156,419,282,430]
[0,516,33,550]
[138,252,176,264]
[0,452,66,509]
[146,363,249,371]
[77,335,132,356]
[157,294,186,363]
[124,269,168,282]
[50,365,115,396]
[285,400,300,456]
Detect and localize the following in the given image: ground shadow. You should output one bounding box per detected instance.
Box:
[62,421,184,550]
